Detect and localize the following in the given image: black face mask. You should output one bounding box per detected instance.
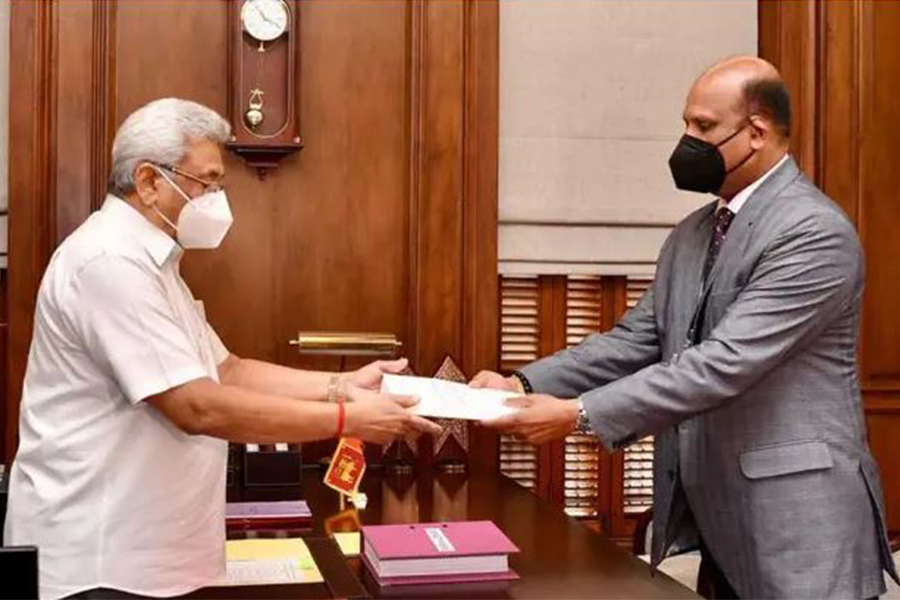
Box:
[668,121,754,194]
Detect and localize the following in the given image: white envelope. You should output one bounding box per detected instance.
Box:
[380,374,521,421]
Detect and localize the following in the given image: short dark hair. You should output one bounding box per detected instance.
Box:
[742,78,791,138]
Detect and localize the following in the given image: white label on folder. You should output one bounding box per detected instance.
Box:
[425,527,456,553]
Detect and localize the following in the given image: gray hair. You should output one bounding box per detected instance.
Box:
[108,98,231,196]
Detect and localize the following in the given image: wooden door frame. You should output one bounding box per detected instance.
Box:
[5,0,57,461]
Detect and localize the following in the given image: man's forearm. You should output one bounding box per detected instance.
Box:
[220,356,336,401]
[520,285,661,398]
[152,377,341,442]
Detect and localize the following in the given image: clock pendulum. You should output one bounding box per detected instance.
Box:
[239,0,289,130]
[245,88,265,129]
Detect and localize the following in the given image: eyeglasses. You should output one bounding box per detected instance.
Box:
[153,162,225,194]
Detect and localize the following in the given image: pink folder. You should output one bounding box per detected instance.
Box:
[361,521,519,587]
[225,500,311,528]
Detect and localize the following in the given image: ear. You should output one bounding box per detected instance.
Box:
[133,163,160,207]
[748,115,771,150]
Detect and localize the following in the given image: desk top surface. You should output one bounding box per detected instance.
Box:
[207,466,696,600]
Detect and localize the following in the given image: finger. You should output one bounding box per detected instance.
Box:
[380,358,409,374]
[408,416,443,436]
[504,396,530,408]
[480,414,517,430]
[403,428,423,444]
[387,394,419,408]
[469,371,490,388]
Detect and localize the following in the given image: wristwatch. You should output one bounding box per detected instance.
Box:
[575,399,592,434]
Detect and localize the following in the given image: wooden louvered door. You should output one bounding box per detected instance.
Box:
[498,273,656,543]
[498,276,542,491]
[562,277,605,518]
[612,277,656,534]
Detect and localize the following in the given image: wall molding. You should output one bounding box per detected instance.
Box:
[90,0,116,210]
[5,0,58,459]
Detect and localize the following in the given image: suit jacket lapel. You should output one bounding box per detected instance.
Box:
[673,203,716,346]
[699,157,802,300]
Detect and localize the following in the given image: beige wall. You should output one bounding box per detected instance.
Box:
[499,0,757,275]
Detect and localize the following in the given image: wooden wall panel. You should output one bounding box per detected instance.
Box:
[757,0,819,180]
[818,0,859,222]
[409,0,466,377]
[274,0,412,368]
[760,0,900,538]
[4,0,499,465]
[867,412,900,533]
[858,0,900,390]
[6,0,56,460]
[462,0,500,467]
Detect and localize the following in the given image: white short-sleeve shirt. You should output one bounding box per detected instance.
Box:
[4,196,232,598]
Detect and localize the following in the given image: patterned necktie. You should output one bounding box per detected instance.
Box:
[702,206,735,285]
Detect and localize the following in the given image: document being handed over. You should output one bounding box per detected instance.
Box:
[381,374,521,421]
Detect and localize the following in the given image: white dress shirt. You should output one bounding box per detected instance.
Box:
[718,153,789,214]
[5,196,231,598]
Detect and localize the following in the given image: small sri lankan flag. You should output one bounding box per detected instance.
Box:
[324,438,366,497]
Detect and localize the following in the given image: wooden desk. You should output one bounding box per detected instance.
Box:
[196,466,697,599]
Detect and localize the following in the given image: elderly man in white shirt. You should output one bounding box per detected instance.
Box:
[4,98,441,599]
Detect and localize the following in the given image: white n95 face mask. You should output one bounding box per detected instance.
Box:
[152,166,234,249]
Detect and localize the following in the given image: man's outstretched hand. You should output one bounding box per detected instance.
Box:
[480,394,579,445]
[469,370,520,392]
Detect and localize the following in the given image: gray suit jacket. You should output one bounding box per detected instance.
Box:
[521,158,899,599]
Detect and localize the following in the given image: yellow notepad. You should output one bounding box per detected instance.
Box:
[217,538,324,586]
[332,532,361,557]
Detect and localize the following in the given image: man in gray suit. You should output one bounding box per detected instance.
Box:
[473,56,899,599]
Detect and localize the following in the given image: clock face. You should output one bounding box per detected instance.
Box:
[241,0,289,42]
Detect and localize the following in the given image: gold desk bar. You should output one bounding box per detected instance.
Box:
[289,332,402,357]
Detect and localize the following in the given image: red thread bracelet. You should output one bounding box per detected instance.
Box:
[334,400,346,439]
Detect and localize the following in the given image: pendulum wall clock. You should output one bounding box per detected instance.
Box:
[227,0,302,178]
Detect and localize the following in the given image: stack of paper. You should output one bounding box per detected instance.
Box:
[380,374,520,421]
[216,538,324,586]
[332,531,361,557]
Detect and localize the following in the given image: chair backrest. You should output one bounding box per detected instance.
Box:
[0,546,39,599]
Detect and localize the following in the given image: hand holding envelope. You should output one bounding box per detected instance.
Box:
[380,374,521,421]
[478,394,581,445]
[469,369,582,445]
[380,374,580,445]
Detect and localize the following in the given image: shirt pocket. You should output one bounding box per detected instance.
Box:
[739,440,833,480]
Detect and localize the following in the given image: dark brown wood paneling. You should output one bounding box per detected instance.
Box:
[856,1,900,535]
[537,275,567,505]
[818,0,859,222]
[758,0,820,179]
[866,410,900,533]
[6,0,57,460]
[53,1,117,236]
[271,0,411,368]
[760,0,900,537]
[858,0,900,391]
[462,0,500,469]
[409,0,466,377]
